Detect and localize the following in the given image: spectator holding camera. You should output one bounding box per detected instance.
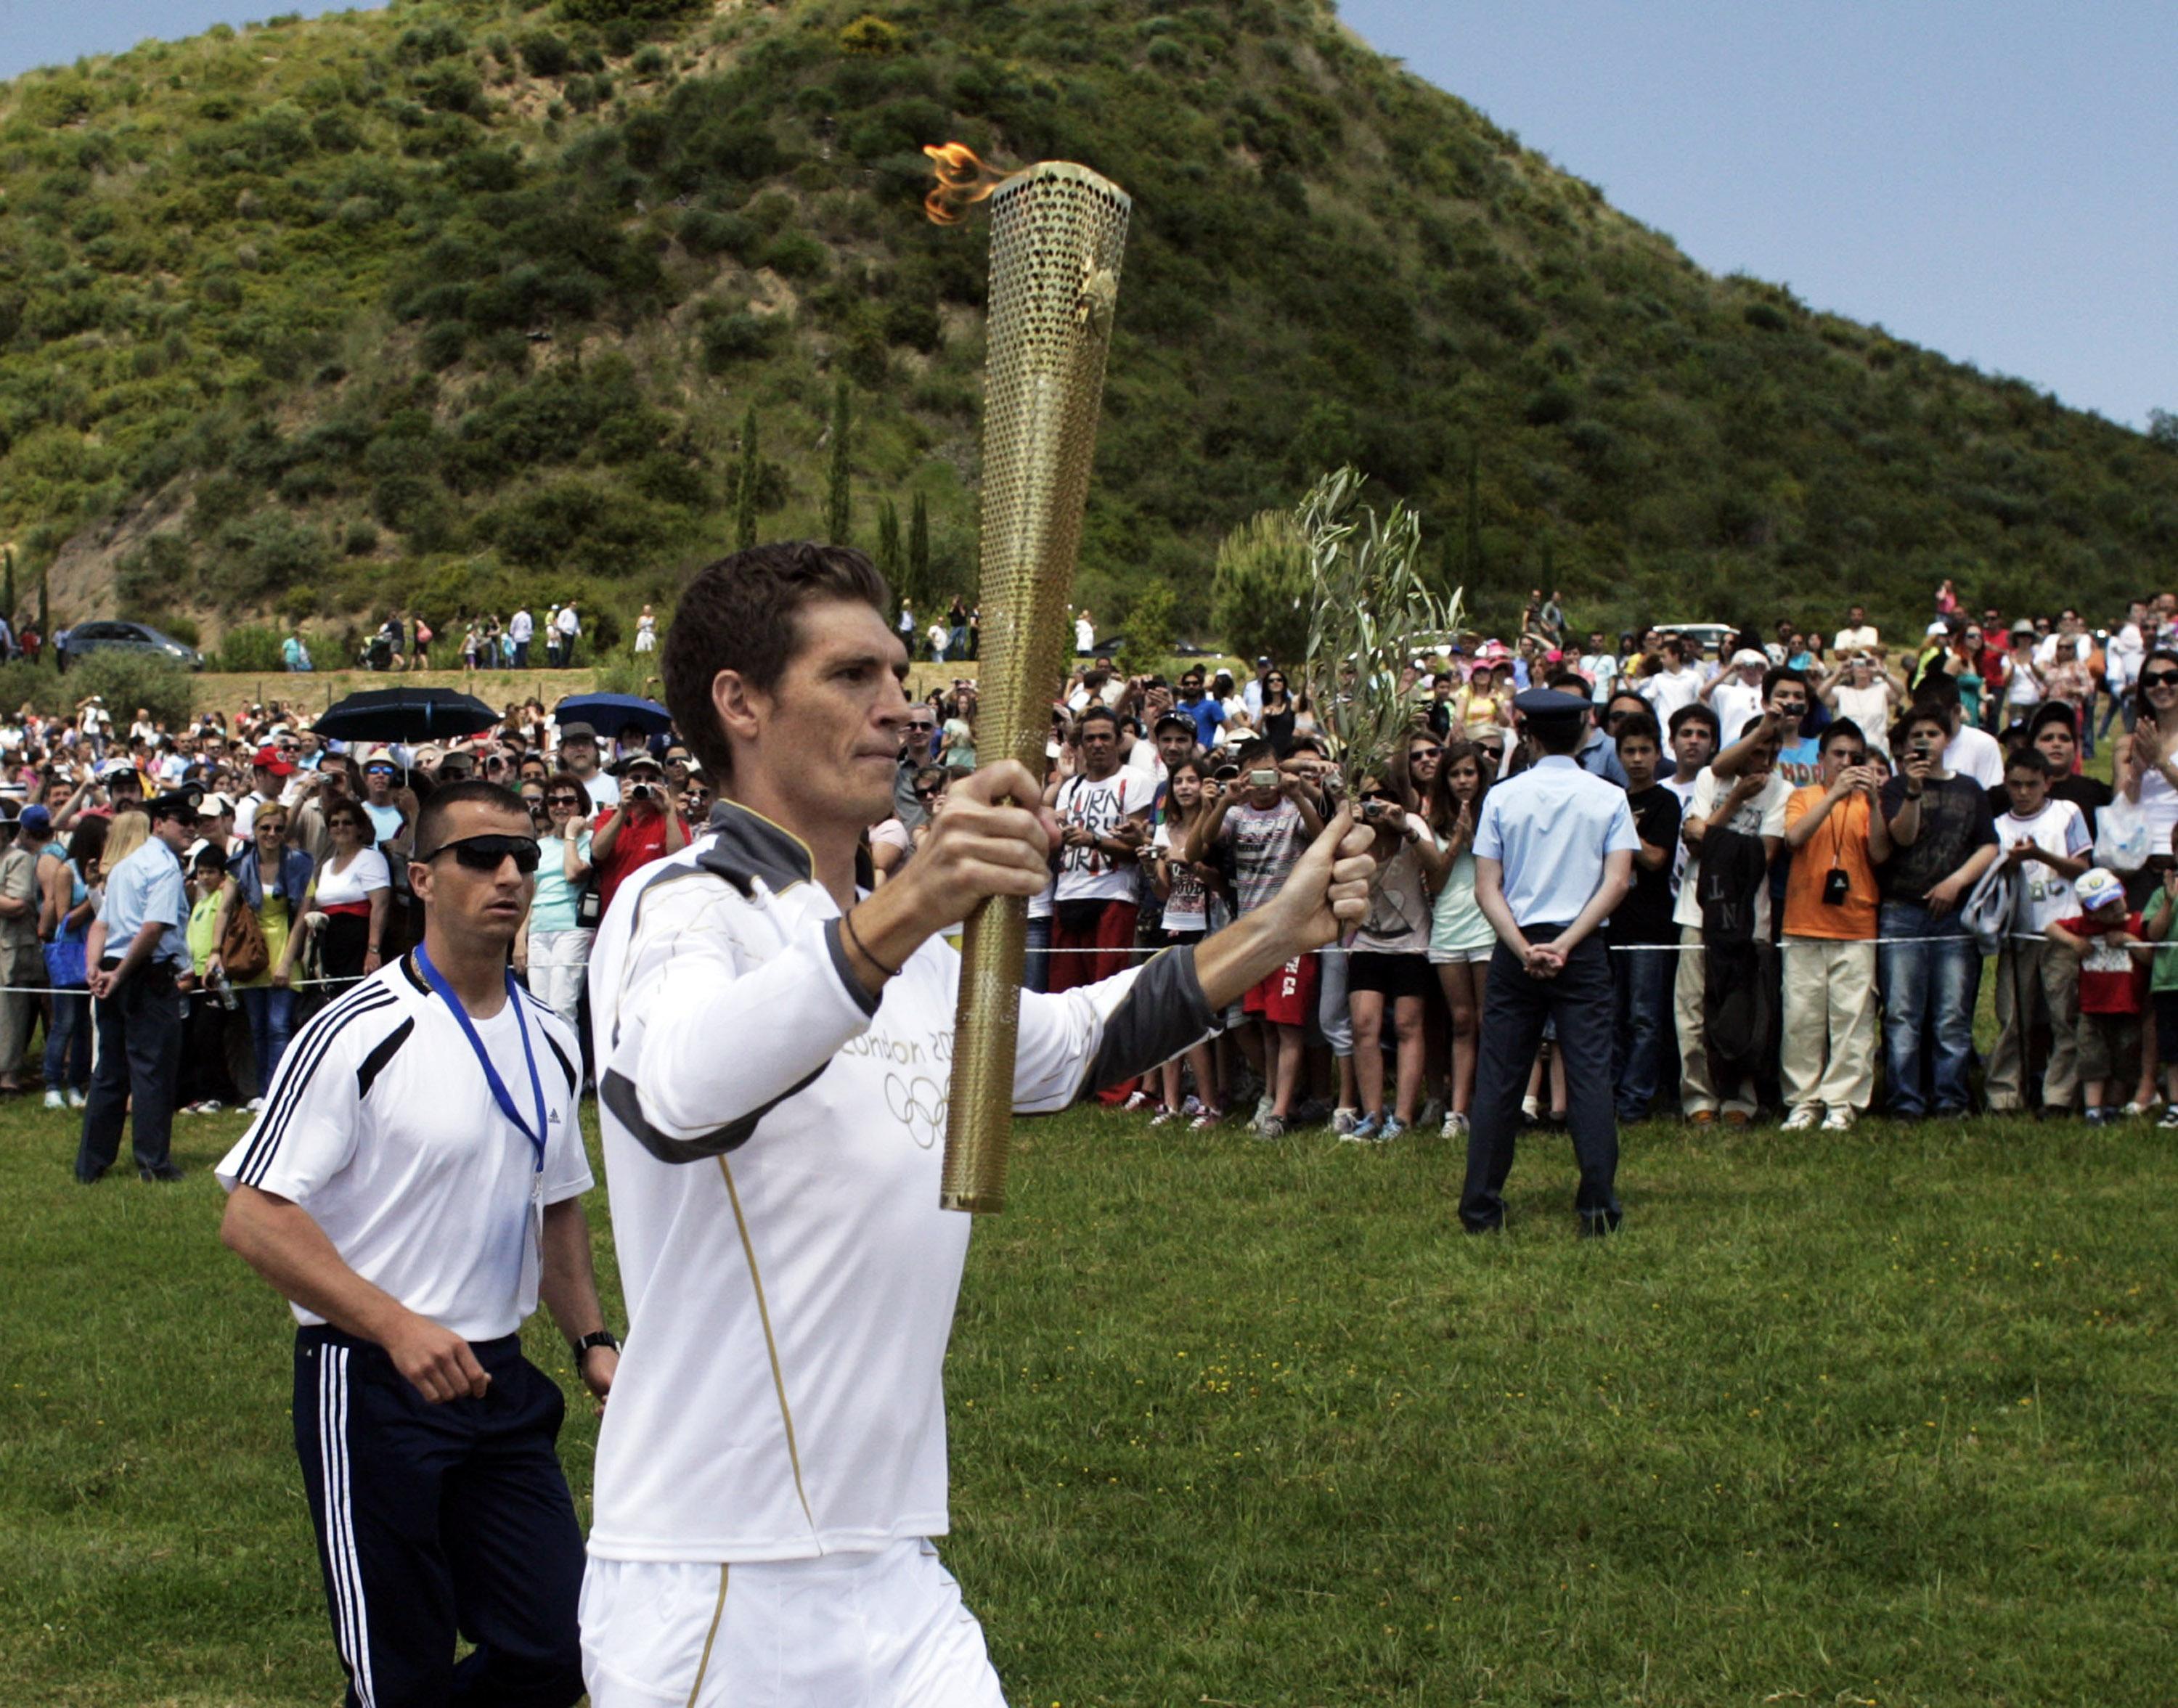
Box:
[590,753,689,914]
[1880,704,2002,1119]
[1186,737,1326,1137]
[1777,720,1891,1129]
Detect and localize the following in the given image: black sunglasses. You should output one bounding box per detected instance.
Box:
[2144,671,2178,688]
[547,794,582,806]
[419,833,541,874]
[1408,745,1443,759]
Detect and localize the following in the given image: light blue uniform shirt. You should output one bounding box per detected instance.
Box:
[100,838,189,969]
[1472,755,1639,928]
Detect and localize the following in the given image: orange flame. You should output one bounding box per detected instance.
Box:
[923,142,1016,225]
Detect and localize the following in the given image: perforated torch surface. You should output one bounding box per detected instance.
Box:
[942,162,1131,1214]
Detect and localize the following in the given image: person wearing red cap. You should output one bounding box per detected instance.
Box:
[235,745,297,842]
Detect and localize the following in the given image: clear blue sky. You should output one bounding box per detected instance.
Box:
[6,3,2171,430]
[1337,0,2176,430]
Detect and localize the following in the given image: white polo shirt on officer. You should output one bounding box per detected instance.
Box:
[214,957,591,1337]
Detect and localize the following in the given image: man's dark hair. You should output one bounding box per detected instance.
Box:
[1915,668,1962,711]
[661,542,891,785]
[2004,745,2053,780]
[1893,703,1950,749]
[1819,717,1867,753]
[1762,666,1810,703]
[1612,711,1661,746]
[1544,669,1588,693]
[413,780,529,860]
[1528,714,1585,756]
[1074,704,1120,738]
[1231,737,1276,769]
[1668,703,1721,740]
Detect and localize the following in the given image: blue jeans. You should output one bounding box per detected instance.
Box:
[1611,937,1672,1122]
[1024,915,1051,994]
[240,984,296,1098]
[44,987,90,1092]
[1878,902,1982,1116]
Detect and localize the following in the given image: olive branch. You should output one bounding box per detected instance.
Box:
[1297,467,1464,795]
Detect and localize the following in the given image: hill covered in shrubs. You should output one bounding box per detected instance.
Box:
[3,0,2174,660]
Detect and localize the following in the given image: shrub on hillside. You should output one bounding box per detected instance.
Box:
[64,650,193,732]
[211,624,285,673]
[518,30,571,76]
[1211,509,1311,666]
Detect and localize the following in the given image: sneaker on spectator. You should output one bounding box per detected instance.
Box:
[1147,1106,1178,1127]
[1417,1098,1444,1130]
[1341,1113,1382,1144]
[2161,1105,2178,1130]
[1688,1110,1717,1127]
[1820,1108,1856,1132]
[196,1099,224,1114]
[1781,1104,1820,1132]
[2121,1100,2150,1119]
[1380,1116,1408,1142]
[1253,1093,1274,1129]
[245,1097,266,1114]
[1180,1095,1204,1119]
[2084,1106,2114,1127]
[44,1089,65,1111]
[1255,1114,1287,1140]
[1440,1110,1468,1139]
[1721,1110,1752,1128]
[1291,1096,1331,1125]
[1520,1095,1540,1122]
[1122,1089,1154,1113]
[67,1087,86,1109]
[1188,1106,1223,1132]
[1330,1106,1360,1137]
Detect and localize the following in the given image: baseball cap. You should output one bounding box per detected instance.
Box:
[1925,620,1950,637]
[251,745,295,776]
[2074,867,2125,913]
[559,721,599,743]
[97,757,136,780]
[18,804,51,835]
[1154,711,1196,737]
[1731,648,1767,668]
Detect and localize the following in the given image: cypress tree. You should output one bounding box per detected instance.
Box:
[37,563,49,654]
[825,380,852,545]
[908,492,929,606]
[876,499,902,592]
[735,405,758,551]
[3,548,14,632]
[1462,442,1483,584]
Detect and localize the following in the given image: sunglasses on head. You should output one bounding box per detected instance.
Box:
[420,834,541,874]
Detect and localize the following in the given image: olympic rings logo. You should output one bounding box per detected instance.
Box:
[885,1073,947,1149]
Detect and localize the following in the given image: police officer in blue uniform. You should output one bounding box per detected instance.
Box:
[76,785,199,1184]
[1461,691,1639,1234]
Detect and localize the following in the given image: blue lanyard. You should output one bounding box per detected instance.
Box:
[413,944,547,1172]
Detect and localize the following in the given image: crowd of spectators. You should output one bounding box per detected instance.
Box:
[9,584,2178,1152]
[0,692,698,1127]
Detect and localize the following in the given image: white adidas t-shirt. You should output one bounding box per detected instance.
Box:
[585,821,1210,1564]
[1999,799,2090,933]
[215,958,590,1340]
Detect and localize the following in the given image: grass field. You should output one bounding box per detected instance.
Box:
[3,1098,2174,1707]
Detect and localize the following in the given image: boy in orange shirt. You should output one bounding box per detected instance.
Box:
[1778,720,1891,1129]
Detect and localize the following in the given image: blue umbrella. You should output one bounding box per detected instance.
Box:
[555,692,674,737]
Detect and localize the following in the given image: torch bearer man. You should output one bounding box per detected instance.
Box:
[578,542,1376,1707]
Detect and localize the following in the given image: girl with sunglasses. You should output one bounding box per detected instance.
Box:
[1257,673,1296,757]
[517,773,596,1036]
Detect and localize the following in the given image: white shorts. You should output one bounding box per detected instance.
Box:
[581,1540,1008,1708]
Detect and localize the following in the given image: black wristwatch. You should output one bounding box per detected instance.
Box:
[570,1330,620,1363]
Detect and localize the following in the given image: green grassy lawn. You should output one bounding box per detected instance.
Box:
[2,1098,2173,1706]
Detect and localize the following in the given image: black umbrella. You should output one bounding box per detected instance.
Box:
[312,687,501,744]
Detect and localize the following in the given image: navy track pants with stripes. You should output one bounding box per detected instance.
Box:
[294,1326,586,1708]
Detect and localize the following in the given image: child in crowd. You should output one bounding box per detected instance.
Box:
[2047,867,2149,1126]
[1148,758,1226,1129]
[2139,834,2178,1129]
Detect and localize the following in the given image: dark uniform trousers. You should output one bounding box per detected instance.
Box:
[75,960,184,1181]
[294,1327,586,1708]
[1460,926,1623,1233]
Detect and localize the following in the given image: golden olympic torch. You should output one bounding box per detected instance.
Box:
[927,148,1131,1214]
